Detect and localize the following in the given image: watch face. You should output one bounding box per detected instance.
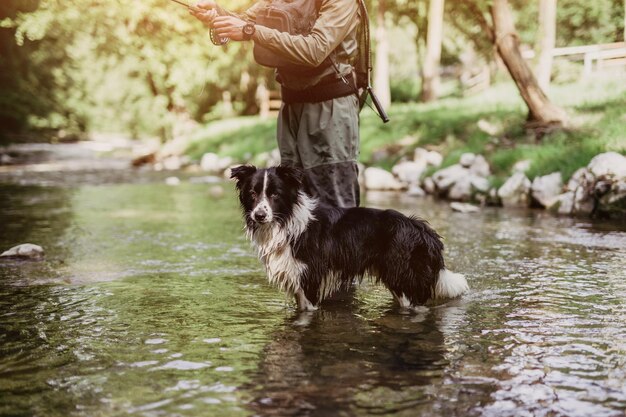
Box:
[243,24,255,35]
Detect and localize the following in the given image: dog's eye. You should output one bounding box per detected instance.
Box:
[250,190,257,198]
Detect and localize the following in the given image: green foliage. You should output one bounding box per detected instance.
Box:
[0,0,274,142]
[185,76,626,185]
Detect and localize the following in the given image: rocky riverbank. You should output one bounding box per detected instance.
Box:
[139,144,625,219]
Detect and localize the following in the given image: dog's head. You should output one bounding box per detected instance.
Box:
[230,165,304,226]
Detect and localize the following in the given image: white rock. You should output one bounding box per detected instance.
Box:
[512,160,531,173]
[165,176,181,186]
[162,156,182,171]
[471,176,490,193]
[477,119,500,136]
[1,244,44,260]
[469,155,491,177]
[549,192,574,214]
[414,148,429,164]
[567,167,595,192]
[450,202,480,213]
[459,153,476,168]
[448,177,472,201]
[587,152,626,179]
[432,164,468,192]
[498,172,531,208]
[200,153,233,174]
[531,172,563,208]
[407,185,426,197]
[422,177,436,194]
[426,151,443,167]
[364,167,405,191]
[392,160,427,185]
[357,162,366,190]
[267,148,281,167]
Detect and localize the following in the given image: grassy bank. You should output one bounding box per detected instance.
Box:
[185,75,626,182]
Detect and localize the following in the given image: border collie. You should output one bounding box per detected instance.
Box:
[231,165,469,311]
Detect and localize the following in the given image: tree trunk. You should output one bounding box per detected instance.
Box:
[374,0,391,110]
[421,0,445,102]
[535,0,557,91]
[490,0,567,126]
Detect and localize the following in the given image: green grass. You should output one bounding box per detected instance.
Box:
[185,74,626,182]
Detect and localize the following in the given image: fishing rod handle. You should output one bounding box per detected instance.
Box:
[367,87,390,124]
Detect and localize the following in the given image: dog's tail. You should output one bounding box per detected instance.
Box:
[434,269,469,299]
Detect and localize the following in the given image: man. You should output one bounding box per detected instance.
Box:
[191,0,361,208]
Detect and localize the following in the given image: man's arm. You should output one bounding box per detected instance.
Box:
[212,0,359,67]
[253,0,359,67]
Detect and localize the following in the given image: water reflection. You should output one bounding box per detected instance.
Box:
[0,181,625,417]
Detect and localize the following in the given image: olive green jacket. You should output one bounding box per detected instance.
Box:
[222,0,359,90]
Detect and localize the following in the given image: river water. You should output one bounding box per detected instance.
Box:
[0,144,625,416]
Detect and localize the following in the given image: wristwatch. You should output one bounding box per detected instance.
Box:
[242,22,256,40]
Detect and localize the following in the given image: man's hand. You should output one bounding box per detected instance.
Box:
[213,16,249,42]
[190,1,218,27]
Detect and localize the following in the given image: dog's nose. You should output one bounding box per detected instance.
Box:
[254,210,267,222]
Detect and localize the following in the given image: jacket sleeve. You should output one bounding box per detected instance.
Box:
[252,0,359,68]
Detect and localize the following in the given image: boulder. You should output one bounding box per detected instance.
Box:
[498,172,531,208]
[587,152,626,179]
[392,160,427,186]
[477,119,500,136]
[162,156,182,171]
[432,164,468,192]
[470,176,490,193]
[364,167,405,191]
[200,153,233,174]
[567,167,595,192]
[459,153,476,168]
[448,177,471,201]
[165,176,181,186]
[1,244,44,260]
[469,155,491,178]
[422,177,436,195]
[414,148,443,167]
[597,179,626,218]
[549,191,575,215]
[531,172,563,208]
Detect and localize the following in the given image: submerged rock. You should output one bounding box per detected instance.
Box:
[450,202,480,213]
[1,244,45,260]
[498,172,531,208]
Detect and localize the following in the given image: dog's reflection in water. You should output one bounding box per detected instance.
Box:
[246,288,467,416]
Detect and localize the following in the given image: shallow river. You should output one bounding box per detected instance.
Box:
[1,149,625,416]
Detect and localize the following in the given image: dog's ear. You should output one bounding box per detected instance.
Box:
[276,165,304,187]
[230,165,257,187]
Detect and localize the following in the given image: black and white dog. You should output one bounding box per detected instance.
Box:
[231,165,469,311]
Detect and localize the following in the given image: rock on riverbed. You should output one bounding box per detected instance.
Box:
[0,244,45,260]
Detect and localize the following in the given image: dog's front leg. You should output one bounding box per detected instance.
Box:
[295,290,318,311]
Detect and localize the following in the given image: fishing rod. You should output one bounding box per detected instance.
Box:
[167,0,228,45]
[168,0,200,12]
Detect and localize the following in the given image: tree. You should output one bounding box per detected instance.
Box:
[460,0,568,127]
[535,0,557,91]
[374,0,391,110]
[421,0,445,102]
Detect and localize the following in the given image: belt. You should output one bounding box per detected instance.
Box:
[281,73,356,104]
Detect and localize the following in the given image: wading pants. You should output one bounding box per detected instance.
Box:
[277,94,360,208]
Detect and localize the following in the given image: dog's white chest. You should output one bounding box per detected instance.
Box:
[262,246,306,295]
